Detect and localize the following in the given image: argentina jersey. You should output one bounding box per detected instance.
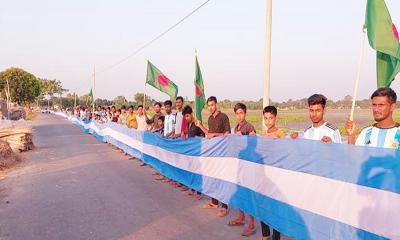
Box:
[355,124,400,149]
[303,122,342,143]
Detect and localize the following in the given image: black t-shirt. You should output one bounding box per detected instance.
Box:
[186,122,205,138]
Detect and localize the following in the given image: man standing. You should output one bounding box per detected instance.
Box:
[118,105,128,125]
[126,105,138,129]
[173,96,186,138]
[181,105,204,196]
[292,94,341,143]
[145,102,163,132]
[346,88,400,149]
[136,105,149,131]
[196,96,231,217]
[163,100,175,138]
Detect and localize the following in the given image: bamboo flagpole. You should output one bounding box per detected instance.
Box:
[194,50,197,120]
[350,29,367,121]
[143,83,147,108]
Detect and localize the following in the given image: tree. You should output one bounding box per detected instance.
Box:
[39,78,66,98]
[38,78,67,108]
[113,96,128,108]
[0,67,41,105]
[134,92,154,107]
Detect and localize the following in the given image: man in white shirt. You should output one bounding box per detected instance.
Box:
[292,94,341,143]
[136,105,149,131]
[346,88,400,149]
[173,96,186,138]
[163,100,175,138]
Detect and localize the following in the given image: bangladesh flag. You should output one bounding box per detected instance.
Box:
[146,61,178,100]
[194,56,205,122]
[365,0,400,87]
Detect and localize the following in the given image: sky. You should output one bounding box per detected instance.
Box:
[1,0,400,102]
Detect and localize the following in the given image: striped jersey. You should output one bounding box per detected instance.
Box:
[303,122,342,143]
[356,124,400,149]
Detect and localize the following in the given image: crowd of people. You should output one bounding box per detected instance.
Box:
[71,87,399,240]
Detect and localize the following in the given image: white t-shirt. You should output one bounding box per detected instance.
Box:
[136,114,149,131]
[356,124,400,149]
[175,111,183,135]
[303,122,342,143]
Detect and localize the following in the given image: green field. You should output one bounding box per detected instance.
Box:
[146,108,400,137]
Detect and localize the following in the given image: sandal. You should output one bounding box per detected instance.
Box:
[155,176,165,181]
[186,190,195,196]
[227,219,245,226]
[202,202,218,209]
[195,194,203,200]
[217,208,229,217]
[241,227,256,237]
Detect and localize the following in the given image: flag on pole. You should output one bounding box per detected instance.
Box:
[365,0,400,87]
[146,61,178,100]
[194,56,205,122]
[87,88,94,107]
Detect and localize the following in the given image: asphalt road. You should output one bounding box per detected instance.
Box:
[0,114,266,240]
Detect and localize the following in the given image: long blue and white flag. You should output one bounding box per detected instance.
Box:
[56,112,400,240]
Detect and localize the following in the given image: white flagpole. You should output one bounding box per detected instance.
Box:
[263,0,272,130]
[93,65,96,113]
[350,30,367,121]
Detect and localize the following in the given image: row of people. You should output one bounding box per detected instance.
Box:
[72,87,399,239]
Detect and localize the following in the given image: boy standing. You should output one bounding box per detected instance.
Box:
[181,105,204,199]
[145,102,163,132]
[260,106,283,240]
[292,94,341,143]
[196,96,231,217]
[163,100,176,138]
[227,103,256,237]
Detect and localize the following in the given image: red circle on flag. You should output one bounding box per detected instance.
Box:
[157,75,169,87]
[195,84,202,97]
[392,24,399,42]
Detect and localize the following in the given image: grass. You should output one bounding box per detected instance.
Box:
[24,112,37,121]
[144,108,400,136]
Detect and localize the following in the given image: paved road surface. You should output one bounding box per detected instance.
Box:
[0,114,270,240]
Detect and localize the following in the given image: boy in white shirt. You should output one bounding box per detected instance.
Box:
[292,94,341,143]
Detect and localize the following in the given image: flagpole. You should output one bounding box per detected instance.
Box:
[263,0,272,130]
[93,65,96,113]
[350,30,367,121]
[143,83,147,108]
[194,50,197,120]
[74,91,77,109]
[5,78,10,119]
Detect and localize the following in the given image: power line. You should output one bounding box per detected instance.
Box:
[96,0,212,75]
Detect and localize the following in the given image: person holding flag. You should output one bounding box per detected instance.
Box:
[346,88,400,149]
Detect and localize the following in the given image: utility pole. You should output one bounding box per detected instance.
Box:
[263,0,273,130]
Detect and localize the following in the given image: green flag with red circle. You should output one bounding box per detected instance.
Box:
[194,56,205,122]
[146,61,178,100]
[365,0,400,87]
